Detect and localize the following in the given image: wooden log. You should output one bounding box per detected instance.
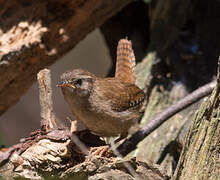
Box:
[0,0,132,115]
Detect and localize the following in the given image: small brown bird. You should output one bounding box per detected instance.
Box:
[57,39,145,141]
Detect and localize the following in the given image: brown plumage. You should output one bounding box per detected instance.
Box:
[96,78,145,112]
[57,39,145,139]
[115,39,136,84]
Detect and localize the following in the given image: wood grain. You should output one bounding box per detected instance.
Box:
[0,0,132,114]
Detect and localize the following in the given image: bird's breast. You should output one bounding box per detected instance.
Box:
[63,89,140,137]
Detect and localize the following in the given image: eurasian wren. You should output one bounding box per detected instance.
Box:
[57,39,145,140]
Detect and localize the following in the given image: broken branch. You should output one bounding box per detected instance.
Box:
[37,69,57,131]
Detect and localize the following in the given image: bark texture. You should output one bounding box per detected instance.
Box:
[0,69,169,179]
[101,0,193,175]
[1,0,220,179]
[0,0,131,115]
[101,0,220,176]
[173,61,220,179]
[133,53,197,176]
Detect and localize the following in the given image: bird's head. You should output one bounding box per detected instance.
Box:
[57,69,95,97]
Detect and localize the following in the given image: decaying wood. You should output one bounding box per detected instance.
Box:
[0,143,170,180]
[0,0,132,115]
[61,157,169,180]
[0,130,169,179]
[173,58,220,179]
[1,0,220,178]
[101,2,193,174]
[101,0,220,176]
[0,67,169,179]
[117,80,216,156]
[37,69,57,131]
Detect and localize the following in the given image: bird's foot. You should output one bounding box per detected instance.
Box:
[89,145,112,157]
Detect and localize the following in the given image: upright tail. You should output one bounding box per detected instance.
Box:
[115,39,136,84]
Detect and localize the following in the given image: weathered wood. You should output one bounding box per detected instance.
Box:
[173,59,220,179]
[102,0,220,176]
[37,69,57,131]
[118,80,216,156]
[0,63,169,179]
[133,55,198,176]
[1,138,170,180]
[0,132,169,180]
[0,0,132,115]
[101,0,192,175]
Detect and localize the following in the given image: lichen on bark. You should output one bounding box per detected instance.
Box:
[173,60,220,179]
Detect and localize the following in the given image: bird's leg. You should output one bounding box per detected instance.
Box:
[66,116,88,134]
[89,145,111,157]
[89,132,128,157]
[114,132,128,144]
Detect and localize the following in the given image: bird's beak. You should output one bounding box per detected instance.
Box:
[56,80,75,89]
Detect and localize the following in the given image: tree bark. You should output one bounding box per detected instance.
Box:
[0,0,131,115]
[101,0,220,176]
[0,70,169,180]
[1,0,220,179]
[101,0,193,175]
[173,60,220,179]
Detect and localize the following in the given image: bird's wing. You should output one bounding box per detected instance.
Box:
[97,79,145,112]
[111,84,145,112]
[115,39,136,84]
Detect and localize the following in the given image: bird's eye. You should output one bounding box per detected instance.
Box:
[75,79,82,86]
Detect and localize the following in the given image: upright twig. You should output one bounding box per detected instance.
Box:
[117,80,216,156]
[37,69,57,132]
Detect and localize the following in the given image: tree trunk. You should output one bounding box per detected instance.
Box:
[1,0,220,179]
[173,60,220,179]
[101,0,220,176]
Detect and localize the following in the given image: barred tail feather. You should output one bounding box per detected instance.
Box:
[115,39,136,84]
